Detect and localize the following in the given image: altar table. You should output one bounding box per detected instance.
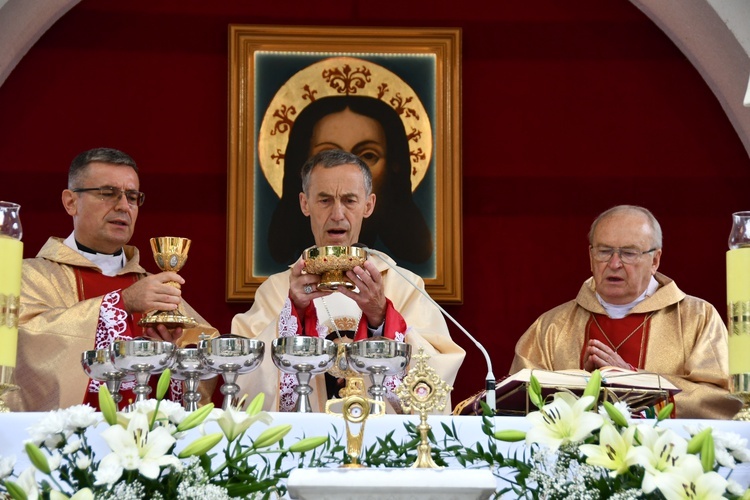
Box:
[1,412,749,498]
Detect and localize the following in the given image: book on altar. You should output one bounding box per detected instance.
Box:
[493,367,680,416]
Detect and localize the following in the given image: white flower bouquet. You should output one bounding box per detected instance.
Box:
[492,370,750,499]
[0,370,336,500]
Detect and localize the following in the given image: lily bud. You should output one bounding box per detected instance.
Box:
[687,427,712,454]
[253,424,292,449]
[25,442,50,475]
[701,432,715,473]
[4,480,27,500]
[178,432,224,458]
[98,385,118,426]
[583,370,602,410]
[656,403,674,421]
[602,401,628,428]
[156,369,171,401]
[289,436,328,453]
[493,430,527,442]
[246,393,265,416]
[529,374,543,409]
[177,403,215,432]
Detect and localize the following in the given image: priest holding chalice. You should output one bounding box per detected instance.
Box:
[232,149,465,413]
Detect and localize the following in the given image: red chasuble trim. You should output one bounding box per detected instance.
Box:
[581,313,652,370]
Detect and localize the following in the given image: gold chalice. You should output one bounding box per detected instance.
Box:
[138,237,196,329]
[303,245,367,291]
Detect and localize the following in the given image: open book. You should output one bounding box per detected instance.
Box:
[492,367,680,416]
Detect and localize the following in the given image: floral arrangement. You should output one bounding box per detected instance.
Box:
[2,368,750,499]
[489,370,750,499]
[0,370,341,500]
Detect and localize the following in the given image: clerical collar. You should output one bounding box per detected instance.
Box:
[596,275,659,319]
[63,232,126,277]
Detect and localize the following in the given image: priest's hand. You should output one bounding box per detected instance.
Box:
[583,339,631,371]
[122,272,183,314]
[290,258,325,315]
[143,324,184,343]
[340,260,386,328]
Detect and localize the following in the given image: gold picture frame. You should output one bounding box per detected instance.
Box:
[227,25,462,303]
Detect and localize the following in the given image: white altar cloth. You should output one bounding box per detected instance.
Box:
[1,412,749,498]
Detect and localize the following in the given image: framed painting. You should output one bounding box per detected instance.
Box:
[227,25,462,303]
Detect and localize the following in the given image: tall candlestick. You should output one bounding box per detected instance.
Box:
[0,235,23,367]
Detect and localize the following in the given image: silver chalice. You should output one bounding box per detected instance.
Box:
[81,348,134,406]
[111,338,176,404]
[171,347,217,411]
[346,339,411,407]
[199,335,264,410]
[271,336,337,413]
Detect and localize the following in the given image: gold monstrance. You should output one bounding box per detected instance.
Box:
[395,347,453,469]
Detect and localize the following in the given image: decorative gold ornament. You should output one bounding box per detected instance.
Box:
[138,237,197,329]
[325,375,385,468]
[258,56,432,198]
[395,347,452,468]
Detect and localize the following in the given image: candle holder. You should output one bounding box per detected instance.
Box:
[0,366,18,413]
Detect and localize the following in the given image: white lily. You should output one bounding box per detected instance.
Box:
[16,466,40,500]
[50,488,94,500]
[215,406,272,442]
[525,393,604,451]
[631,424,689,494]
[579,422,639,476]
[0,455,16,479]
[99,412,180,481]
[651,454,728,500]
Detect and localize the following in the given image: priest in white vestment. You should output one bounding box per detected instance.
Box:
[232,150,465,413]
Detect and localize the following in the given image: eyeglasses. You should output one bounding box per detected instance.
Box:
[590,246,657,265]
[72,186,145,207]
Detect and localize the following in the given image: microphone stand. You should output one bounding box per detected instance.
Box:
[363,247,496,413]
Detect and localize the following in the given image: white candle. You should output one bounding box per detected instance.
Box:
[0,235,22,367]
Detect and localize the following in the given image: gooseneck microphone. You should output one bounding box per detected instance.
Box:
[354,244,496,412]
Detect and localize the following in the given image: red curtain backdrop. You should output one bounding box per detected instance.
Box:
[1,0,748,405]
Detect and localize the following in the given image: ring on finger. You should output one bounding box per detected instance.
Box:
[303,284,314,294]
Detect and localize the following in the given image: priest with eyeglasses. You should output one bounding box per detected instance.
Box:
[511,204,739,419]
[9,148,216,412]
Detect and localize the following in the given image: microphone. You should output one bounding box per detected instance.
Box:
[353,244,496,412]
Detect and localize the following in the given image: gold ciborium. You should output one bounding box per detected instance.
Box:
[138,237,196,329]
[302,245,367,291]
